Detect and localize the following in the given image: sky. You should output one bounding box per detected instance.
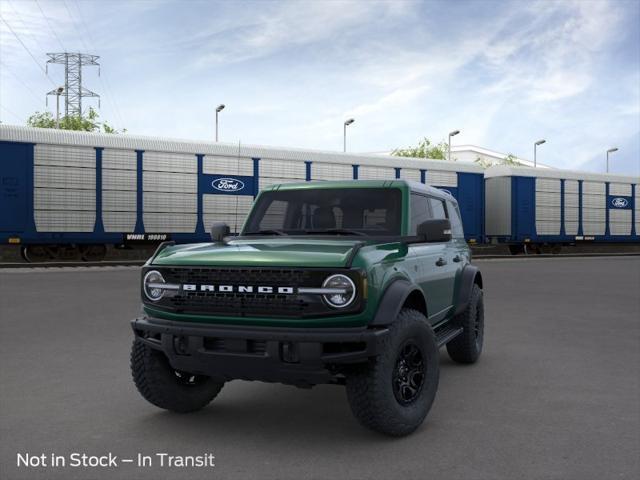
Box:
[0,0,639,175]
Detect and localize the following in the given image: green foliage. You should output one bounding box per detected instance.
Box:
[391,137,451,160]
[26,107,125,134]
[474,152,524,169]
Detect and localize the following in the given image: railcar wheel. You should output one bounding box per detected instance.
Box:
[80,244,107,262]
[21,245,50,263]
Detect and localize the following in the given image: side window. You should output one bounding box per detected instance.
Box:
[429,198,447,220]
[410,193,432,234]
[447,200,464,238]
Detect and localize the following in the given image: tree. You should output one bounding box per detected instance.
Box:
[26,107,125,134]
[391,137,451,160]
[474,152,524,169]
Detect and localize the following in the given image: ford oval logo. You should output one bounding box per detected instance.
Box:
[212,178,245,192]
[611,197,629,208]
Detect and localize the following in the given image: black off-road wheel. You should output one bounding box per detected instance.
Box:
[345,309,439,436]
[446,283,484,364]
[131,341,224,413]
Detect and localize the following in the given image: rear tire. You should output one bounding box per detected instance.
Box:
[345,309,439,436]
[446,283,484,364]
[131,341,224,413]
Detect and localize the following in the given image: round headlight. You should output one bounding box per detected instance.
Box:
[322,274,356,309]
[143,270,165,302]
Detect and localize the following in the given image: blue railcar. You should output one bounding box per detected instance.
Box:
[0,125,485,261]
[484,165,639,253]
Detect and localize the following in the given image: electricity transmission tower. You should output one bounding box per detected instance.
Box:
[46,53,100,117]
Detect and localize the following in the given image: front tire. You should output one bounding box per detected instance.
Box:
[345,309,439,436]
[446,283,484,364]
[131,341,224,413]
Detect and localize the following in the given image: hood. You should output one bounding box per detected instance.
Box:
[151,238,366,268]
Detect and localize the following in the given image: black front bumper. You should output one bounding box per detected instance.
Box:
[131,316,389,386]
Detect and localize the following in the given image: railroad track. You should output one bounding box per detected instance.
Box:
[1,252,639,269]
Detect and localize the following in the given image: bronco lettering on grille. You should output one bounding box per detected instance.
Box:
[182,284,295,294]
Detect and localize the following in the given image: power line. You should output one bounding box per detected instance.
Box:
[0,60,44,105]
[71,0,126,128]
[62,0,90,52]
[0,14,57,87]
[6,0,49,56]
[34,0,67,52]
[0,104,23,123]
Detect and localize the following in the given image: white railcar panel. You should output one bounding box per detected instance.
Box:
[426,170,457,187]
[103,169,136,191]
[102,149,136,170]
[358,166,395,180]
[564,180,579,194]
[144,192,197,213]
[565,221,579,235]
[203,195,254,232]
[582,181,605,195]
[582,222,605,235]
[536,191,561,207]
[536,206,561,221]
[203,156,253,176]
[609,209,632,235]
[564,192,579,208]
[536,178,561,193]
[565,206,579,223]
[144,213,197,232]
[35,188,95,211]
[401,169,422,182]
[34,165,95,190]
[143,151,197,173]
[259,159,305,179]
[34,210,95,232]
[102,190,136,211]
[583,209,607,221]
[143,171,197,193]
[582,194,605,209]
[609,183,632,196]
[103,211,137,232]
[536,221,560,235]
[312,162,353,180]
[34,144,95,168]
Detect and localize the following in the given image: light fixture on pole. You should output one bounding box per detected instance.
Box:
[343,118,355,152]
[448,130,460,162]
[55,87,64,129]
[215,104,225,142]
[606,148,618,173]
[534,139,546,168]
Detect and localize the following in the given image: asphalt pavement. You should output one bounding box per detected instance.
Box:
[1,257,639,480]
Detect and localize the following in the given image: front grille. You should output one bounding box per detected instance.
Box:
[146,267,361,319]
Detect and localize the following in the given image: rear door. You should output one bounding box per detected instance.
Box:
[0,142,29,232]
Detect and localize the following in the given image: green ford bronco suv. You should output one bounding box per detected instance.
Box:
[131,180,484,436]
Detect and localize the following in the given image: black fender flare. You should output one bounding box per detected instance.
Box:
[370,279,426,326]
[453,265,483,316]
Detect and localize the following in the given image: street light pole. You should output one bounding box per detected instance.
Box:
[606,148,618,173]
[55,87,64,129]
[343,118,354,152]
[215,104,225,142]
[534,139,546,168]
[448,130,460,162]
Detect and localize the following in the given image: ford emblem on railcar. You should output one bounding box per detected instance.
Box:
[611,197,629,208]
[212,178,245,192]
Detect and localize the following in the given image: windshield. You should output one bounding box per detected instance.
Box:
[242,187,402,236]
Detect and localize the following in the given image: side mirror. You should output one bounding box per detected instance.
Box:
[210,222,230,243]
[417,219,452,243]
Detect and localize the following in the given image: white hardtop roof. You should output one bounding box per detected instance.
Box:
[0,124,484,174]
[484,165,639,184]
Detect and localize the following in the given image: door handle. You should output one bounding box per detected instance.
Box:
[453,255,462,263]
[436,257,447,267]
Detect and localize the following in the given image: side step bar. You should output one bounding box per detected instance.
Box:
[435,325,464,348]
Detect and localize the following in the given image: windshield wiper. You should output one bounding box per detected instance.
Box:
[243,229,288,236]
[305,228,367,236]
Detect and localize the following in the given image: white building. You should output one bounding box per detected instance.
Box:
[450,145,552,169]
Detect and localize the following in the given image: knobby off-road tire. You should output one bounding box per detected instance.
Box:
[345,309,439,436]
[131,341,224,413]
[446,283,484,364]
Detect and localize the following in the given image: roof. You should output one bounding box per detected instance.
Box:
[0,124,484,174]
[265,179,455,200]
[484,165,639,184]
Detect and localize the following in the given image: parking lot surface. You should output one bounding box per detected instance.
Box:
[1,257,639,480]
